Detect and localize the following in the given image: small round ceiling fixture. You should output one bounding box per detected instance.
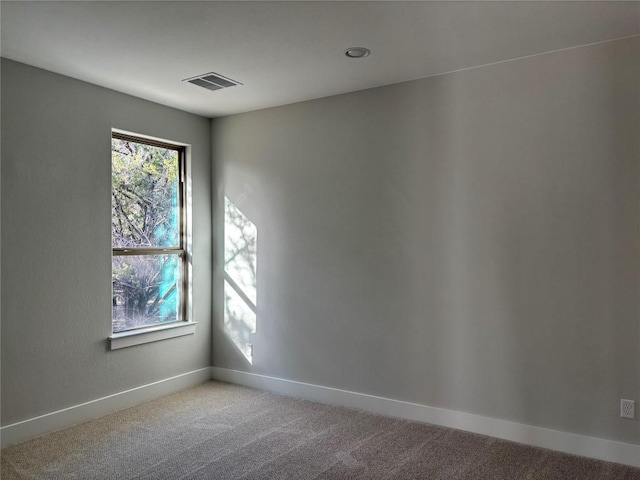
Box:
[345,47,371,59]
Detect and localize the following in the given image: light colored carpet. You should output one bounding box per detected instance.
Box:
[1,381,639,479]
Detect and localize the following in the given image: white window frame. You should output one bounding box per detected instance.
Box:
[109,130,195,350]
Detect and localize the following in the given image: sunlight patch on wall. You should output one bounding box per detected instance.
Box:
[224,196,257,364]
[224,279,256,363]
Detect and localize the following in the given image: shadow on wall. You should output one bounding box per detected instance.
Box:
[224,196,257,364]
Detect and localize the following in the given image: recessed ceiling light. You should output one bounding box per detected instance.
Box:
[345,47,371,59]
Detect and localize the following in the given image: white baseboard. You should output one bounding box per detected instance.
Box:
[211,366,640,468]
[4,366,637,468]
[1,367,211,448]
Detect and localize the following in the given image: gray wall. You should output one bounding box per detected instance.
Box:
[212,37,640,444]
[1,59,212,425]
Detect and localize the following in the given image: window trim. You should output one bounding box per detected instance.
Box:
[109,321,197,350]
[111,132,189,338]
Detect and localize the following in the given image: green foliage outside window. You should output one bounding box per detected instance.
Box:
[111,137,183,333]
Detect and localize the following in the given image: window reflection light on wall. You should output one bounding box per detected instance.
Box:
[223,196,257,363]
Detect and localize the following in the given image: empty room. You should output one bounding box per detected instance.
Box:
[1,1,639,479]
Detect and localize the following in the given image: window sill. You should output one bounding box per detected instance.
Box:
[109,322,197,350]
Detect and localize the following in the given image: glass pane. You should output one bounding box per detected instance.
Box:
[112,254,182,333]
[112,138,180,248]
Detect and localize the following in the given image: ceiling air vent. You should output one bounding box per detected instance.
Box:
[184,72,242,92]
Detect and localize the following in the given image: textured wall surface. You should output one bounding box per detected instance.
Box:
[212,37,640,444]
[1,59,212,425]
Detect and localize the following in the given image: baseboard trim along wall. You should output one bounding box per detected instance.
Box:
[3,365,637,468]
[0,367,212,448]
[211,366,640,468]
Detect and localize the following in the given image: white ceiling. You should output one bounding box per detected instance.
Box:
[1,1,638,118]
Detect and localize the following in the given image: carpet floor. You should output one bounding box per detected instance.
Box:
[2,381,639,479]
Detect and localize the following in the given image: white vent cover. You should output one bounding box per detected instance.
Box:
[184,72,242,92]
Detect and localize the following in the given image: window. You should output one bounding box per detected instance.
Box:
[111,133,186,335]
